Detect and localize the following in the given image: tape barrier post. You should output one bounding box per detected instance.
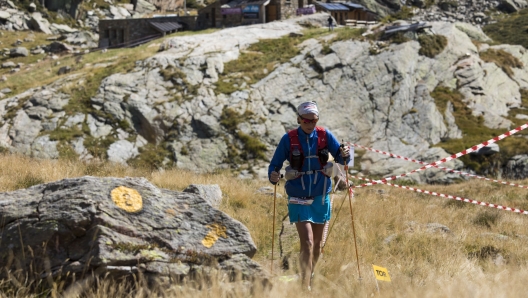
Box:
[342,144,362,280]
[347,143,528,190]
[351,175,528,215]
[354,122,528,189]
[271,167,282,274]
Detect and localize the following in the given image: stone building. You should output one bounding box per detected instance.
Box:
[98,16,197,48]
[196,0,315,29]
[314,2,378,25]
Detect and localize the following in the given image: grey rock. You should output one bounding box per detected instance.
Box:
[57,66,71,75]
[31,135,59,159]
[0,88,12,94]
[107,139,139,164]
[426,223,451,233]
[50,23,78,34]
[87,114,112,138]
[499,0,526,12]
[256,186,283,198]
[1,62,16,68]
[48,42,73,54]
[193,114,221,137]
[0,11,11,21]
[30,89,69,111]
[470,143,500,156]
[64,31,98,48]
[515,114,528,120]
[183,184,223,208]
[64,113,86,128]
[0,176,264,285]
[10,47,28,57]
[29,13,52,35]
[383,234,398,244]
[313,53,341,71]
[26,106,51,120]
[28,2,36,12]
[503,154,528,180]
[8,110,41,155]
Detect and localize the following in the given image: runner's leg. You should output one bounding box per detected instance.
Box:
[295,221,314,287]
[311,223,325,280]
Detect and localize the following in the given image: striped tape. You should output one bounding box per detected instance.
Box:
[347,143,528,190]
[350,175,528,215]
[354,123,528,188]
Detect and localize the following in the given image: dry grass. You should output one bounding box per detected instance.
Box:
[2,152,528,297]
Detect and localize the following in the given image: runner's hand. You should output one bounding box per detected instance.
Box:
[270,171,280,184]
[340,145,350,158]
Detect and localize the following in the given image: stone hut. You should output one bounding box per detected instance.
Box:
[197,0,316,29]
[98,15,196,48]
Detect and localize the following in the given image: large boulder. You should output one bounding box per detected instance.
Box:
[29,12,53,35]
[9,47,28,57]
[183,184,223,208]
[0,176,266,286]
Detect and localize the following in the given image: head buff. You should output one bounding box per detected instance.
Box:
[297,101,319,116]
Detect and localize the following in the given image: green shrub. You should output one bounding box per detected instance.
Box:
[473,211,500,228]
[418,34,448,58]
[480,49,523,78]
[391,32,410,44]
[382,6,414,23]
[484,8,528,49]
[237,132,267,159]
[128,143,173,170]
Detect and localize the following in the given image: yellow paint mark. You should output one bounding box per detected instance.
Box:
[201,223,227,248]
[165,209,177,216]
[111,186,143,213]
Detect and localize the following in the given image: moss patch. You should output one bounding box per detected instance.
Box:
[418,34,448,58]
[159,65,197,98]
[219,108,267,162]
[432,86,528,174]
[483,8,528,48]
[479,48,523,78]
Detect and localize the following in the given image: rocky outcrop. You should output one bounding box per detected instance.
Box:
[2,15,528,182]
[0,176,266,285]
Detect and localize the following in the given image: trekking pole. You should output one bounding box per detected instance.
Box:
[342,143,361,280]
[271,167,282,274]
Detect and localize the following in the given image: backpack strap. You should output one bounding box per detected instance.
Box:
[315,126,328,167]
[288,128,303,160]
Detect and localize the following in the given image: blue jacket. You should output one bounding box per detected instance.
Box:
[268,127,348,197]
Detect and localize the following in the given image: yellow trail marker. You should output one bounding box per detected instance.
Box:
[111,186,143,213]
[202,223,227,248]
[372,264,391,282]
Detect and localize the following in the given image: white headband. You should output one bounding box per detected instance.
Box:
[297,102,319,116]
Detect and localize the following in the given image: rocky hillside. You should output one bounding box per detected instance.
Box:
[2,10,528,182]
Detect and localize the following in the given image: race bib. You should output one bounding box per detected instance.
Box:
[289,196,314,205]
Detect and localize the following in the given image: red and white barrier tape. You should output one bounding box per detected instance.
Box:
[350,175,528,215]
[347,143,528,190]
[354,123,528,188]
